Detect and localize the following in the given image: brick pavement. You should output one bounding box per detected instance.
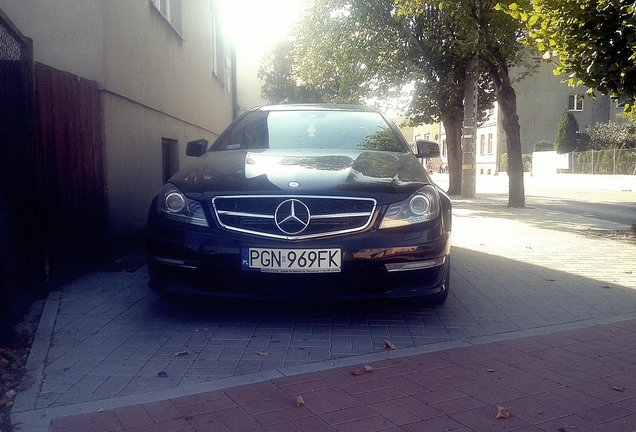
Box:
[46,319,636,431]
[10,178,636,431]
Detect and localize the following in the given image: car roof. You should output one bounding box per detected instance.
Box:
[252,104,380,113]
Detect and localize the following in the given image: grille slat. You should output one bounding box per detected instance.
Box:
[212,195,376,240]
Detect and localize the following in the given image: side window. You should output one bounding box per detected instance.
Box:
[214,112,269,150]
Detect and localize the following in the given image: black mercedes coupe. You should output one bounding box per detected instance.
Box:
[146,104,452,303]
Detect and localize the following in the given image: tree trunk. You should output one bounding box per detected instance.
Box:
[443,117,463,196]
[497,83,525,208]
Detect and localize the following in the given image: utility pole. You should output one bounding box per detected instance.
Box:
[461,59,478,198]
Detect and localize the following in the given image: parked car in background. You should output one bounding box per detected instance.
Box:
[146,104,452,303]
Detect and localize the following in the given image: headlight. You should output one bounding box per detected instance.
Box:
[156,184,208,227]
[379,185,440,229]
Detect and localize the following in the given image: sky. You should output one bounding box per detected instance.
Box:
[217,0,305,53]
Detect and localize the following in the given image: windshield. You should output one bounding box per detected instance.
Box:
[213,110,406,153]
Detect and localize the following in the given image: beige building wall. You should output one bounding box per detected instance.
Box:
[513,61,624,154]
[0,0,106,81]
[0,0,235,254]
[236,48,269,114]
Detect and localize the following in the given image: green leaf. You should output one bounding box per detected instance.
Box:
[508,3,519,11]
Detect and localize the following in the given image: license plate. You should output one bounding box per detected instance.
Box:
[242,248,341,273]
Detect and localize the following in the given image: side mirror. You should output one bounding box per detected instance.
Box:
[186,139,208,157]
[415,139,440,158]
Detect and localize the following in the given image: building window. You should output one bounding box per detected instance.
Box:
[487,133,493,154]
[150,0,183,35]
[479,134,485,155]
[568,94,584,111]
[162,138,179,183]
[210,11,227,84]
[442,139,446,156]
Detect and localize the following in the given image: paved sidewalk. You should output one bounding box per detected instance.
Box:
[11,180,636,431]
[47,319,636,431]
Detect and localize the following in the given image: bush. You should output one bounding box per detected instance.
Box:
[500,153,532,172]
[585,121,636,150]
[555,108,580,154]
[534,141,553,152]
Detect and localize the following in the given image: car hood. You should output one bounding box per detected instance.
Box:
[170,149,431,198]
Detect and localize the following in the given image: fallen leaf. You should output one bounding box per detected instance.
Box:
[256,351,269,356]
[613,386,625,392]
[496,406,510,419]
[174,351,191,357]
[296,395,305,407]
[383,340,397,350]
[352,368,365,376]
[157,371,168,377]
[0,389,17,406]
[363,365,373,372]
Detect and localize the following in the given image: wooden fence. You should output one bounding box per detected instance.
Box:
[33,62,107,284]
[1,9,107,339]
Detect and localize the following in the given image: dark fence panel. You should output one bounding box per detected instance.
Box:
[0,10,44,341]
[34,62,107,284]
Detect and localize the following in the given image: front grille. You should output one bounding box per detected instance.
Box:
[212,195,376,240]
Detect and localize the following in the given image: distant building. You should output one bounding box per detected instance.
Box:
[0,0,236,256]
[403,61,627,176]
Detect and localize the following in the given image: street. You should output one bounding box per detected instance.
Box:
[432,172,636,226]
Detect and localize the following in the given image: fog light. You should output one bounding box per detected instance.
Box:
[385,257,445,272]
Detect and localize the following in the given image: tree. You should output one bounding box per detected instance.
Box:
[449,0,533,207]
[554,108,580,154]
[261,0,532,205]
[269,0,498,196]
[503,1,636,109]
[257,41,325,104]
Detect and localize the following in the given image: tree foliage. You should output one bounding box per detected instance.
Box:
[500,0,636,109]
[279,0,499,195]
[259,0,532,205]
[257,41,325,104]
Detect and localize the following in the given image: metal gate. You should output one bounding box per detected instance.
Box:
[0,10,44,341]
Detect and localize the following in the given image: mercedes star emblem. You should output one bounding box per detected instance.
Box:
[274,199,311,235]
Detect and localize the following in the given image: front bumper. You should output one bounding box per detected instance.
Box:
[146,210,451,301]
